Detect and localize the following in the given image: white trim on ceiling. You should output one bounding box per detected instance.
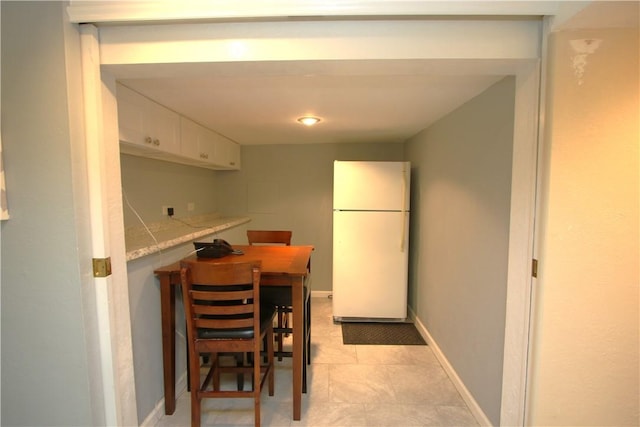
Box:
[97,19,541,69]
[67,0,562,24]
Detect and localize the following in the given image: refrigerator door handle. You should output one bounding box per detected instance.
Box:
[401,164,408,251]
[401,213,406,252]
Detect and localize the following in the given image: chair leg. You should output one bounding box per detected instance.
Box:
[235,353,245,391]
[267,328,275,396]
[302,340,307,394]
[254,398,261,427]
[212,356,221,391]
[262,336,268,364]
[253,339,266,427]
[186,340,190,392]
[277,308,284,361]
[307,296,312,365]
[191,389,201,427]
[303,295,311,393]
[283,311,290,337]
[189,350,202,427]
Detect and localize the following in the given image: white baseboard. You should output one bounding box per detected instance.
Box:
[408,306,493,427]
[311,290,332,299]
[140,373,188,427]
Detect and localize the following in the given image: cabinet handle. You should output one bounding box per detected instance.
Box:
[229,161,235,166]
[145,136,153,144]
[153,139,160,146]
[200,153,209,159]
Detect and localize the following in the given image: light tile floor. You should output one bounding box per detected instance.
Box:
[156,297,479,427]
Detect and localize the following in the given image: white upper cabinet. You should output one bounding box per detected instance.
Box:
[117,84,181,156]
[179,117,240,170]
[117,83,240,170]
[179,117,213,162]
[212,131,241,170]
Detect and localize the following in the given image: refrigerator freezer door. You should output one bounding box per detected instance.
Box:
[334,161,410,211]
[332,210,409,320]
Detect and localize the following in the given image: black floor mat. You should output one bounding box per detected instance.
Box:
[341,322,426,345]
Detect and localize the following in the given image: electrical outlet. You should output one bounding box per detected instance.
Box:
[187,202,195,212]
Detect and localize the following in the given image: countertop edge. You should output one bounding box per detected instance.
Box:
[125,216,250,262]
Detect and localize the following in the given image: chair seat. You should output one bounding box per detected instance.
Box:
[198,307,277,339]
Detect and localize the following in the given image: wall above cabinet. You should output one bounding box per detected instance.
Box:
[117,83,240,170]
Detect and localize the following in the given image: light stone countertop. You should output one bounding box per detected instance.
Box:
[125,213,250,261]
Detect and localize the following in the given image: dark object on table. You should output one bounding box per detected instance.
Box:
[194,239,234,258]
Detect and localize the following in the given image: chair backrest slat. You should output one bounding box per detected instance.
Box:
[191,289,253,302]
[195,317,254,330]
[188,263,255,285]
[193,303,253,316]
[247,230,292,246]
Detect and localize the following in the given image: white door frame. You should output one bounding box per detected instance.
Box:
[79,16,542,427]
[79,25,138,426]
[500,60,540,426]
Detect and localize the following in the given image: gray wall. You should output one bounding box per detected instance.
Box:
[1,2,97,425]
[126,243,194,423]
[121,154,220,227]
[405,76,515,425]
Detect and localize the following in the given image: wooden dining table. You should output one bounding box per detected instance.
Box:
[154,244,313,421]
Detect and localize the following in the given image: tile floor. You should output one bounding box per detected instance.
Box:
[155,297,479,427]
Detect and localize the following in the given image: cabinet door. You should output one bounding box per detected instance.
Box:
[213,137,241,170]
[179,117,201,160]
[197,127,217,163]
[117,84,149,147]
[180,117,216,163]
[225,141,241,169]
[147,100,180,155]
[117,83,180,155]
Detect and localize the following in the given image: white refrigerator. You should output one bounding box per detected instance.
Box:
[332,160,410,322]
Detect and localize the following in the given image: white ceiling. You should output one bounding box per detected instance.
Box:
[118,60,505,146]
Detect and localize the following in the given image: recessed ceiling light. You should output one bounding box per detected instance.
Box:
[297,116,321,126]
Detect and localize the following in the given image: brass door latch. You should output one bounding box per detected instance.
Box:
[93,257,112,278]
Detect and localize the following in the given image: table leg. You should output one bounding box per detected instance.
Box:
[291,277,304,420]
[159,274,176,415]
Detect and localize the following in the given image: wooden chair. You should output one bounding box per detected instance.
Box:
[246,230,311,392]
[180,260,275,427]
[246,230,292,359]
